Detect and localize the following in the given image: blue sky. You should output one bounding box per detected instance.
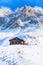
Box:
[0,0,43,10]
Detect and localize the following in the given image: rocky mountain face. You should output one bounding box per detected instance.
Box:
[0,5,43,30]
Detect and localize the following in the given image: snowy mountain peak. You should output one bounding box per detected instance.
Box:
[33,6,43,14]
[0,6,43,30]
[21,5,35,16]
[0,7,12,17]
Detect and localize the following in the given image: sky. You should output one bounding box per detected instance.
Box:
[0,0,43,11]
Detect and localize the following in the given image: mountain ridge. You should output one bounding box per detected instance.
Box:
[0,5,43,30]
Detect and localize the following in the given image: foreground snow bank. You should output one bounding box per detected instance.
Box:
[0,45,43,65]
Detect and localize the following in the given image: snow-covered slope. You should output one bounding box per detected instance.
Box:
[0,45,43,65]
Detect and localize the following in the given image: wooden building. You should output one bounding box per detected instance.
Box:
[9,37,28,45]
